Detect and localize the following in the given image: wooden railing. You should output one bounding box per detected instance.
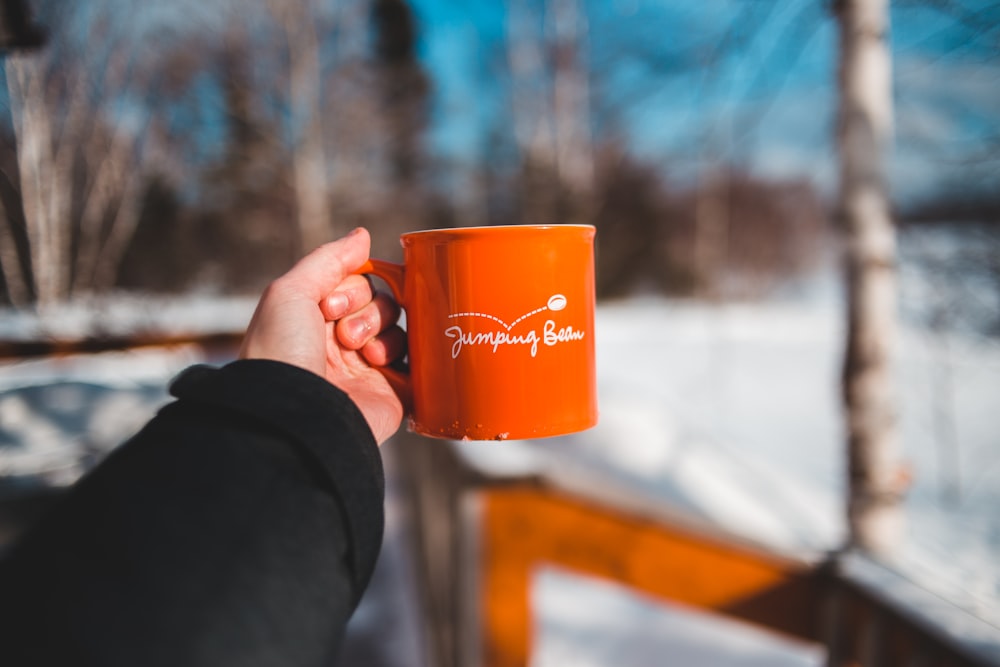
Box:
[0,332,244,360]
[478,485,824,667]
[395,434,1000,667]
[822,553,1000,667]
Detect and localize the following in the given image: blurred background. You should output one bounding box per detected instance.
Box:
[1,0,999,665]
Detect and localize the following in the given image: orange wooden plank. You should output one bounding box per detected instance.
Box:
[480,486,820,667]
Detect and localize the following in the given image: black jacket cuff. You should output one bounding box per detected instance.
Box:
[168,359,385,600]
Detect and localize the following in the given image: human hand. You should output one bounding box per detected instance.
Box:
[239,227,408,444]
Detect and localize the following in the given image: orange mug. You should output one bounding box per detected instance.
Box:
[358,224,597,441]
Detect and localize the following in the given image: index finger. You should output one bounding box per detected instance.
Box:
[279,227,372,301]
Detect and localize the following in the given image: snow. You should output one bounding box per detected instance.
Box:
[532,567,824,667]
[0,294,257,343]
[0,346,203,487]
[0,295,255,487]
[453,295,849,557]
[539,295,999,626]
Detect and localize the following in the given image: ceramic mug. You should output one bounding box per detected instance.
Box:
[358,224,598,441]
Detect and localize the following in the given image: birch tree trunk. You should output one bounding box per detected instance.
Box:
[507,0,552,226]
[6,57,49,300]
[289,30,330,254]
[835,0,905,556]
[5,55,72,306]
[3,5,156,305]
[0,152,31,305]
[72,47,152,295]
[328,0,377,213]
[508,0,593,225]
[269,0,331,254]
[548,0,593,198]
[694,162,729,300]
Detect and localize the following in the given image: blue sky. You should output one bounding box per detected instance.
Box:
[5,0,996,208]
[409,0,1000,205]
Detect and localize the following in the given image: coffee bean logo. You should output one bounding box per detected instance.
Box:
[547,294,567,311]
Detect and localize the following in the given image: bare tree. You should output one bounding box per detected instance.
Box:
[506,0,593,225]
[326,0,383,215]
[548,0,592,198]
[0,79,32,304]
[835,0,907,556]
[4,50,71,305]
[2,5,174,306]
[373,0,429,188]
[258,0,430,251]
[507,0,556,225]
[265,0,332,254]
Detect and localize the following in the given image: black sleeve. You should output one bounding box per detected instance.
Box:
[0,359,385,667]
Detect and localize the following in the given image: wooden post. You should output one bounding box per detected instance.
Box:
[834,0,905,556]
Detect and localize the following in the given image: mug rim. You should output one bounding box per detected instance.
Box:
[401,223,595,240]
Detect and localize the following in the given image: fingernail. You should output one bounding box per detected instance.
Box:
[327,293,349,318]
[347,317,371,342]
[348,227,363,237]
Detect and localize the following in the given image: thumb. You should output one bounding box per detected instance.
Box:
[281,228,372,301]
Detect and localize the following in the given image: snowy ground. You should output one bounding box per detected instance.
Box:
[0,345,207,489]
[532,567,824,667]
[1,232,999,662]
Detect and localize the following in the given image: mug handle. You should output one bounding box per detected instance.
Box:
[353,258,412,411]
[355,259,406,306]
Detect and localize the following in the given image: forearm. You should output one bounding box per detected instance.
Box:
[0,360,384,667]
